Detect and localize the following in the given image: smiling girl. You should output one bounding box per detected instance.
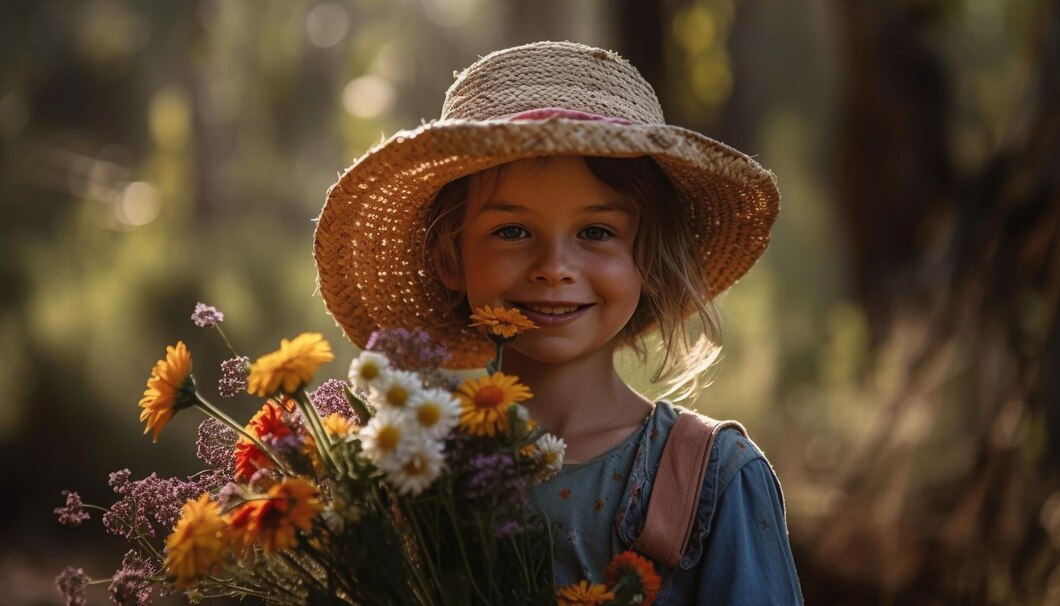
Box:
[315,41,803,604]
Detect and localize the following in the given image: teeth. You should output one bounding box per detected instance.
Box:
[525,304,579,315]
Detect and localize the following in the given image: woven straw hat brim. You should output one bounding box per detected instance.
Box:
[314,115,778,369]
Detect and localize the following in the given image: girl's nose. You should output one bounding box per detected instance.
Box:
[527,240,576,285]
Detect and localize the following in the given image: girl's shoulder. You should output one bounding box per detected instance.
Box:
[625,401,782,569]
[650,401,769,486]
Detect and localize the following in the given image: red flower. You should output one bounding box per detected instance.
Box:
[228,478,320,554]
[233,401,291,481]
[605,550,661,606]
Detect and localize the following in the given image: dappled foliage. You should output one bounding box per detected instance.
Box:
[2,0,1056,603]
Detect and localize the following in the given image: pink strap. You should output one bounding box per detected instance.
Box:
[633,413,746,568]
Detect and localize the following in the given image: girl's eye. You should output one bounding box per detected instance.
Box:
[492,225,529,240]
[580,226,615,241]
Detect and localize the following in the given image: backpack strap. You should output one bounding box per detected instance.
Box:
[632,411,748,568]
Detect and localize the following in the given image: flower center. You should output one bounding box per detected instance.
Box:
[377,426,400,452]
[474,385,504,409]
[360,364,379,380]
[417,404,440,427]
[386,386,409,407]
[403,455,426,475]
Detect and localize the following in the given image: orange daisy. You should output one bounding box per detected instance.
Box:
[556,580,615,606]
[228,478,321,554]
[139,341,197,443]
[233,401,291,481]
[605,550,662,606]
[247,333,334,396]
[165,493,230,589]
[455,372,532,437]
[469,305,537,340]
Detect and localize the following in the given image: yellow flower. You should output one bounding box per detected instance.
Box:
[556,580,616,606]
[139,341,196,443]
[456,373,532,437]
[165,493,230,590]
[228,478,321,554]
[323,412,356,436]
[247,333,334,396]
[469,305,537,340]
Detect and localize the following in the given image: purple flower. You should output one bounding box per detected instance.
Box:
[309,378,355,420]
[55,567,89,606]
[102,471,211,539]
[249,468,282,492]
[366,327,452,371]
[465,453,514,498]
[196,418,236,469]
[217,482,246,510]
[109,551,156,606]
[268,433,305,457]
[109,469,132,493]
[494,519,524,538]
[191,302,224,328]
[218,355,249,398]
[190,468,230,494]
[464,453,528,506]
[54,490,91,526]
[103,497,144,539]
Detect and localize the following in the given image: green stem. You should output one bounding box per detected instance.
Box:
[208,586,275,600]
[475,502,496,595]
[137,537,164,561]
[510,534,532,594]
[213,324,240,359]
[494,342,504,374]
[193,394,289,474]
[81,504,165,561]
[371,485,436,606]
[294,390,343,476]
[85,578,112,586]
[279,552,324,588]
[405,503,446,602]
[443,494,488,604]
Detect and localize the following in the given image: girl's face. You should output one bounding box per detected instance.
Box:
[455,156,642,365]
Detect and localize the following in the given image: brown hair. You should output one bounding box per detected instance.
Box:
[424,156,722,399]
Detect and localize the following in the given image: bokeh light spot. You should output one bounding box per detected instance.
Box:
[342,76,395,119]
[421,0,477,27]
[306,3,349,49]
[117,181,162,226]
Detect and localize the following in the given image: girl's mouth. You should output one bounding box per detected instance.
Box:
[511,302,593,326]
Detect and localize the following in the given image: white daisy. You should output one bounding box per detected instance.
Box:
[533,433,566,484]
[358,407,413,472]
[349,350,391,392]
[407,387,461,439]
[384,438,445,497]
[372,368,422,410]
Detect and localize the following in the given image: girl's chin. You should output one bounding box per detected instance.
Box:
[503,340,620,368]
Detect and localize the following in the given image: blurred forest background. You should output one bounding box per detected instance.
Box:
[2,0,1058,604]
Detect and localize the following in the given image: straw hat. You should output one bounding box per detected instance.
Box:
[314,41,779,369]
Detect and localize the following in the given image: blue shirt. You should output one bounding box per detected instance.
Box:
[531,401,803,605]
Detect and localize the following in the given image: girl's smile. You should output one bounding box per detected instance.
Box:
[454,156,643,365]
[508,302,593,326]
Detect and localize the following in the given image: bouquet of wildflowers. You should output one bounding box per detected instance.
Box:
[55,303,567,605]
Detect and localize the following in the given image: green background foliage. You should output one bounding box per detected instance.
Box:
[3,0,1056,604]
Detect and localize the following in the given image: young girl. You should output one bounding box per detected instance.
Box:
[315,41,803,604]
